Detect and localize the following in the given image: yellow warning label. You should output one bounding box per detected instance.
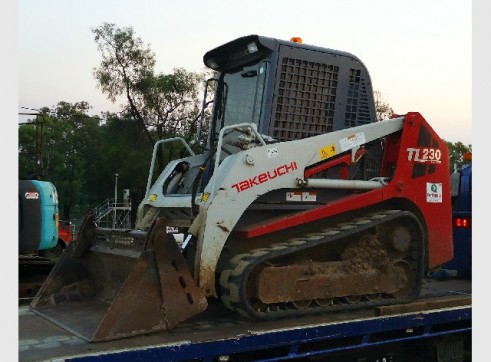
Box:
[319,144,337,160]
[200,192,210,202]
[149,194,157,202]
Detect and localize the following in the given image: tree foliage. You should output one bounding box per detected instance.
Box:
[18,102,99,218]
[92,23,206,153]
[18,102,154,219]
[374,90,394,120]
[18,120,38,179]
[445,141,472,173]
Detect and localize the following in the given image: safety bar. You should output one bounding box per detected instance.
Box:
[145,137,195,197]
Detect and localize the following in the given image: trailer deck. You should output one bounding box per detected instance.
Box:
[19,278,471,362]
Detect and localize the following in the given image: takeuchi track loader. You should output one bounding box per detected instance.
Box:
[31,35,453,342]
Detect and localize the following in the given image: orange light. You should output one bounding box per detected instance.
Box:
[290,37,303,44]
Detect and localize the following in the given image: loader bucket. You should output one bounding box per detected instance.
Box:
[30,214,208,342]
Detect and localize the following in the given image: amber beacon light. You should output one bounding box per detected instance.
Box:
[290,37,303,43]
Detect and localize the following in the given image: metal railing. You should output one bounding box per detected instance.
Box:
[92,198,132,229]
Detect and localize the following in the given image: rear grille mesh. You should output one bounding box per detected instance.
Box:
[273,57,338,141]
[273,58,373,141]
[344,68,372,127]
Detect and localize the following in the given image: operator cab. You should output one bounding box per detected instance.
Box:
[200,34,381,184]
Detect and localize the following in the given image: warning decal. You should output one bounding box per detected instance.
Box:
[426,183,443,203]
[319,144,337,160]
[200,192,210,202]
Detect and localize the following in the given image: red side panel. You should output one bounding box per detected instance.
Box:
[384,112,453,267]
[235,113,453,268]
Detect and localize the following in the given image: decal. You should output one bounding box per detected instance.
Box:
[302,191,317,202]
[286,191,317,202]
[149,194,157,202]
[407,147,442,164]
[319,144,336,160]
[426,182,443,203]
[286,191,302,202]
[25,192,39,200]
[200,192,210,202]
[267,147,278,159]
[166,226,179,233]
[232,162,298,193]
[340,132,366,152]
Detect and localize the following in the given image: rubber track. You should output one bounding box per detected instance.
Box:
[220,209,424,320]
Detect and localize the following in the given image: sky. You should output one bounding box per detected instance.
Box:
[15,0,473,145]
[3,0,488,358]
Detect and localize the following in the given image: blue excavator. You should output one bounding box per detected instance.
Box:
[19,179,60,299]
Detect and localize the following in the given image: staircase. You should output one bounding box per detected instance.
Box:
[93,198,132,229]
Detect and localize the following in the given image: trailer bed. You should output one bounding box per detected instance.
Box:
[19,278,471,362]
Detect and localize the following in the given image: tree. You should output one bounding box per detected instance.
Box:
[92,23,155,145]
[18,101,157,219]
[18,102,100,219]
[445,141,472,173]
[92,23,206,154]
[18,120,38,179]
[374,90,394,120]
[87,113,153,215]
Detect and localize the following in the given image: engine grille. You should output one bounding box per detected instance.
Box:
[273,57,338,141]
[344,68,372,127]
[272,57,374,142]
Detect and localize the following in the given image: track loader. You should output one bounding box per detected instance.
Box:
[31,35,453,342]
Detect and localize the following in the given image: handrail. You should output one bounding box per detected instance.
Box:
[145,137,195,197]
